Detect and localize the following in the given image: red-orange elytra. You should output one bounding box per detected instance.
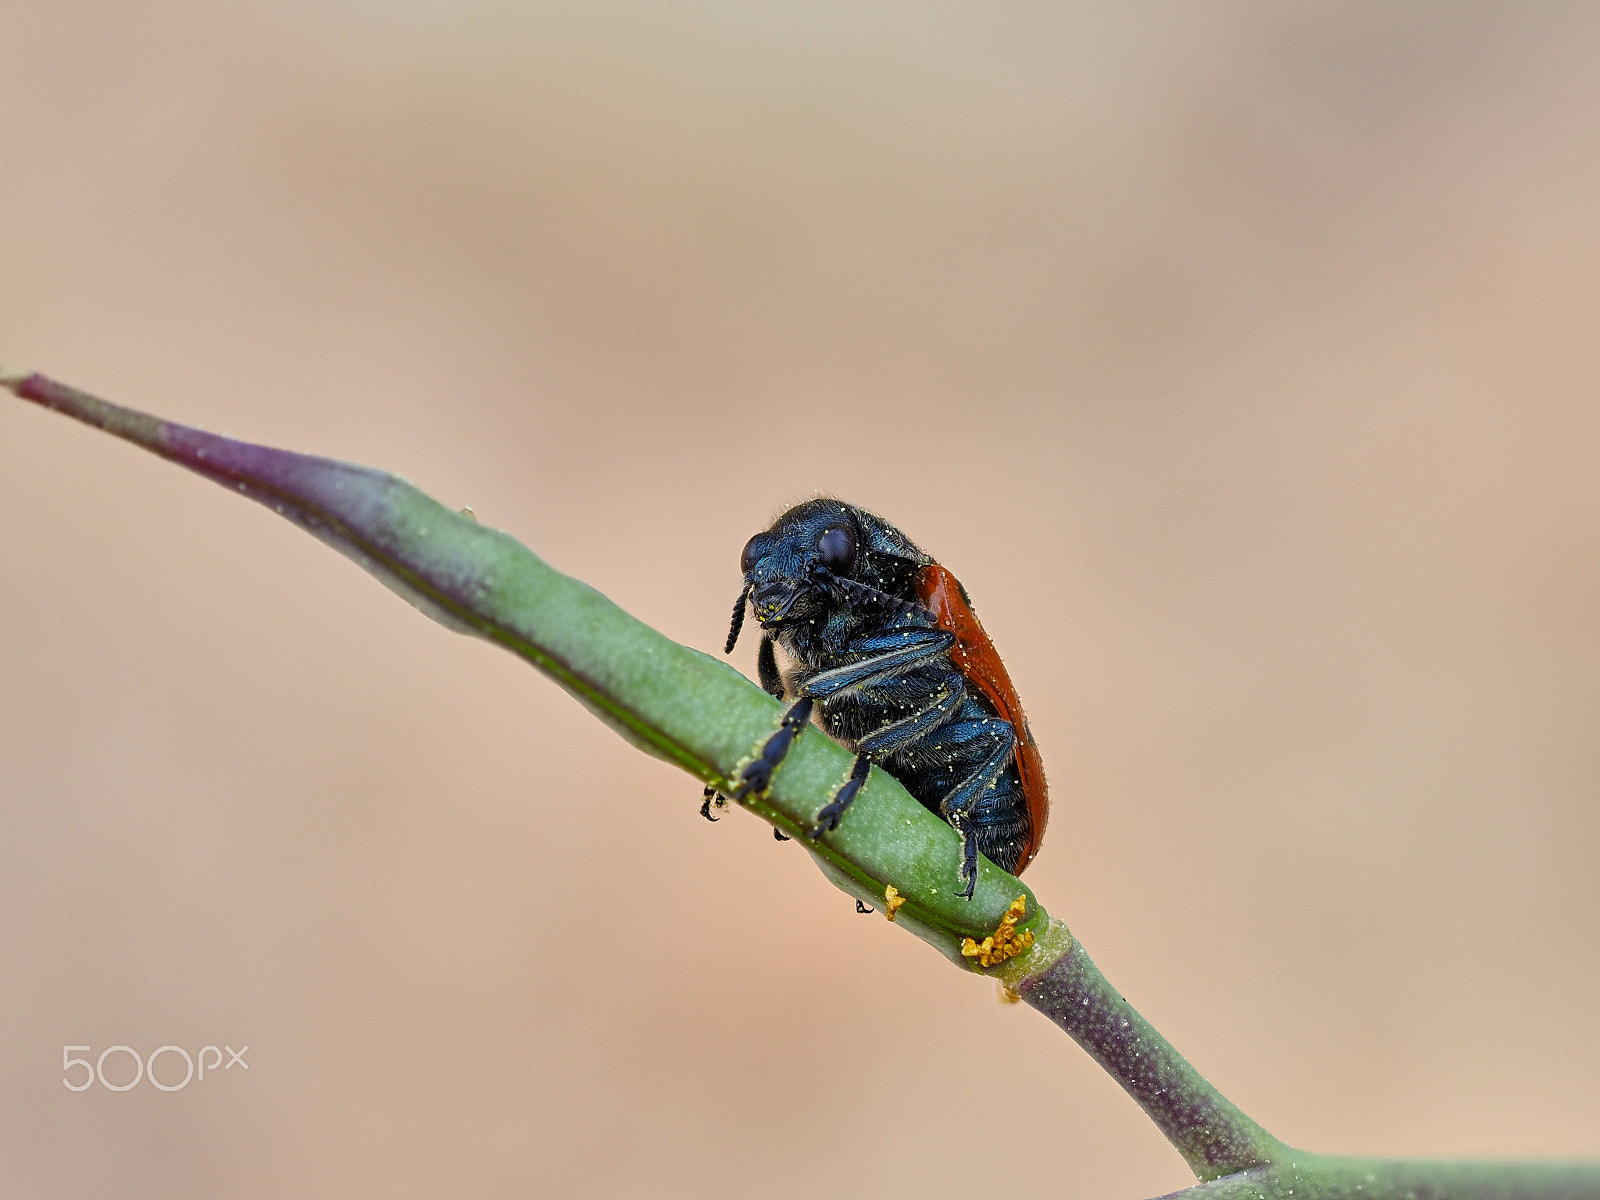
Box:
[915,562,1048,872]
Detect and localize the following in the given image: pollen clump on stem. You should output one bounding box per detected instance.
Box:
[883,884,907,922]
[960,895,1034,968]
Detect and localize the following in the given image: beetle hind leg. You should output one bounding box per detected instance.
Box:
[947,810,981,899]
[935,729,1016,899]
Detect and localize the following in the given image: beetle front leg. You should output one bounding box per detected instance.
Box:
[731,697,814,800]
[700,784,728,821]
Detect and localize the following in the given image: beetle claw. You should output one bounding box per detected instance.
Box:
[699,785,728,822]
[730,761,771,800]
[807,807,841,837]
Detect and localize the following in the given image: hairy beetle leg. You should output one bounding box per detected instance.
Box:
[937,736,1015,900]
[810,751,871,838]
[731,697,814,800]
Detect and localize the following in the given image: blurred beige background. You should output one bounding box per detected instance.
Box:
[3,3,1598,1197]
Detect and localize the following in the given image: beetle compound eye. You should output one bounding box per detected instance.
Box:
[817,524,856,571]
[740,534,767,575]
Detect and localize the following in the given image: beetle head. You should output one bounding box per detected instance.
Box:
[725,499,928,653]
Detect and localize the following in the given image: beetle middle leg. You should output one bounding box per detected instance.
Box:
[732,628,955,815]
[799,629,959,836]
[813,751,871,833]
[810,677,966,835]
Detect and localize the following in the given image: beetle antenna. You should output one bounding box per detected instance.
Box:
[725,583,751,654]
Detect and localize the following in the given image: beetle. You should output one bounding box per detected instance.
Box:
[710,498,1047,898]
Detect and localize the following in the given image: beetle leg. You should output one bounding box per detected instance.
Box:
[811,751,872,834]
[936,732,1017,899]
[700,785,728,822]
[809,675,966,838]
[731,697,814,800]
[774,827,791,841]
[798,633,966,841]
[756,634,784,699]
[797,629,954,699]
[948,810,980,899]
[852,676,965,757]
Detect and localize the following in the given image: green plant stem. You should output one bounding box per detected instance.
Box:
[6,367,1597,1200]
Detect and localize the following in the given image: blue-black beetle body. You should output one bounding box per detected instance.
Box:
[720,499,1047,898]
